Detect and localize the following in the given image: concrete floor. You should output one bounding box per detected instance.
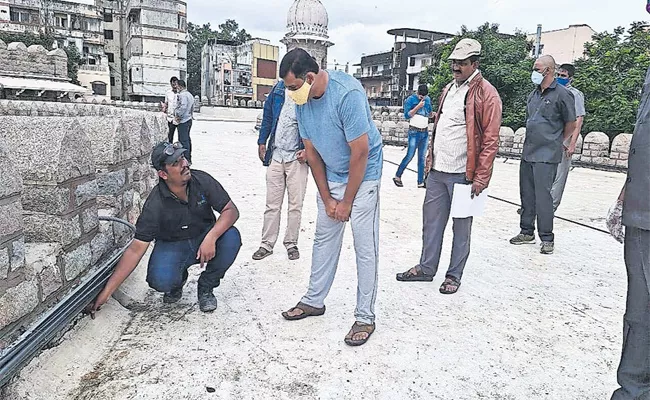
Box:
[7,121,629,400]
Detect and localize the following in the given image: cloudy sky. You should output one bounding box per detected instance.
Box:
[189,0,646,69]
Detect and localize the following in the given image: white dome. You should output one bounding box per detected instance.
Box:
[286,0,329,38]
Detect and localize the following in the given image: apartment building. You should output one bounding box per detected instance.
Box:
[201,38,279,104]
[528,24,595,64]
[0,0,187,101]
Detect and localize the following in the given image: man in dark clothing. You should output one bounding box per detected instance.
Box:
[610,65,650,400]
[510,55,576,255]
[88,142,241,313]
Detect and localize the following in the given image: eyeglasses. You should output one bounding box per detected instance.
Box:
[163,142,183,156]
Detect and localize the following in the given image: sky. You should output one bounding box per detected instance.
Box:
[189,0,646,70]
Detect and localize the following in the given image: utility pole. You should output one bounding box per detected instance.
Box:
[534,24,542,59]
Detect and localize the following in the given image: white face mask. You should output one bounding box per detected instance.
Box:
[531,70,544,85]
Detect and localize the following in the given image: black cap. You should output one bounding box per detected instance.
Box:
[151,142,188,170]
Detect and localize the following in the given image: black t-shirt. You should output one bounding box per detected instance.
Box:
[134,169,231,242]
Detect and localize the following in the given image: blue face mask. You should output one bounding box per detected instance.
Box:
[557,77,570,86]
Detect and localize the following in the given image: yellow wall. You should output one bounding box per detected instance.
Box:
[252,41,279,100]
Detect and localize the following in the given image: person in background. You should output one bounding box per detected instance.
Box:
[175,80,195,163]
[509,55,576,255]
[393,84,433,188]
[253,79,309,261]
[551,63,586,211]
[162,76,179,143]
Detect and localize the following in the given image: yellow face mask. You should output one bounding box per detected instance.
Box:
[287,80,312,105]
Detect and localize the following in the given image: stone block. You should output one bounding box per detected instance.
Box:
[96,170,127,195]
[75,180,98,206]
[0,143,22,199]
[514,128,526,144]
[611,133,633,153]
[77,117,136,165]
[0,248,9,279]
[0,202,23,239]
[583,132,610,152]
[0,116,94,184]
[617,152,629,161]
[0,279,39,328]
[91,229,115,265]
[26,243,62,299]
[81,207,99,234]
[616,159,628,168]
[11,238,25,272]
[63,243,92,281]
[24,213,81,247]
[21,185,71,214]
[591,157,607,165]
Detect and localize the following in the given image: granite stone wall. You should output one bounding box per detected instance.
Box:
[367,106,633,170]
[0,100,166,347]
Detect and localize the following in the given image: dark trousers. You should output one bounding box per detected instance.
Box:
[612,227,650,400]
[418,171,473,280]
[177,119,193,162]
[519,160,558,242]
[167,121,177,143]
[146,226,241,293]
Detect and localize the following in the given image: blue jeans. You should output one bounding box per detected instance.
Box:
[177,119,193,162]
[146,226,241,293]
[396,130,429,184]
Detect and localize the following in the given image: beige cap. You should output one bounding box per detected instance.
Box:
[448,38,482,60]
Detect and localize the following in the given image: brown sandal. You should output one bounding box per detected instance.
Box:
[344,322,375,346]
[439,276,461,294]
[281,302,326,321]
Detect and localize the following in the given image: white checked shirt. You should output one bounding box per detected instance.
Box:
[433,69,480,173]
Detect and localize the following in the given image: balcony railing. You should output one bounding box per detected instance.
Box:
[358,69,393,79]
[79,64,110,73]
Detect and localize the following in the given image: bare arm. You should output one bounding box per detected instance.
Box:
[303,139,330,201]
[562,120,577,141]
[90,239,150,312]
[569,115,584,147]
[197,200,239,267]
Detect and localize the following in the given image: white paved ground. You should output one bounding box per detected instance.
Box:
[8,121,629,400]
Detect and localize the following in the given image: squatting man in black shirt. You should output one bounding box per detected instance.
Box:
[88,142,242,313]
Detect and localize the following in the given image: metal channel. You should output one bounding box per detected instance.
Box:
[0,216,135,387]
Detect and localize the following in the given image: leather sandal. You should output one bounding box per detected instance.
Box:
[396,267,434,282]
[281,302,326,321]
[344,321,375,346]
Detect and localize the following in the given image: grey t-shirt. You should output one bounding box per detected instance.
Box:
[272,93,300,163]
[523,80,577,164]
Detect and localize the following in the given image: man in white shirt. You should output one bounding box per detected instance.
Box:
[162,76,179,143]
[396,39,502,295]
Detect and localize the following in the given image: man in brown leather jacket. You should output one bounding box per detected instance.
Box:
[396,38,502,294]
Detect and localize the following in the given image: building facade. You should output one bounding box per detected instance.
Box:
[281,0,333,70]
[201,38,279,104]
[355,28,453,106]
[528,24,595,64]
[0,0,187,102]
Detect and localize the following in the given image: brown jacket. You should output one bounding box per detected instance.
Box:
[426,72,502,187]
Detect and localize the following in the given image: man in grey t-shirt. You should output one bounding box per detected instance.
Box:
[551,63,586,211]
[510,55,576,254]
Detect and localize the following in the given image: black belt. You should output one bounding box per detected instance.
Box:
[409,126,429,132]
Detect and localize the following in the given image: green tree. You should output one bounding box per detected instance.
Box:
[419,23,534,129]
[573,22,650,138]
[186,20,252,97]
[0,31,83,84]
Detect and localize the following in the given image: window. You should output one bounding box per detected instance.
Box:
[88,58,96,65]
[104,9,113,22]
[106,52,115,63]
[421,59,430,67]
[54,14,67,28]
[371,65,378,75]
[104,30,114,40]
[92,82,107,96]
[409,57,416,67]
[256,59,277,79]
[110,76,116,86]
[10,8,38,24]
[82,46,89,54]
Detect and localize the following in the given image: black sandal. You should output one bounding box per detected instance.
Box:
[281,302,326,320]
[396,267,434,282]
[439,276,461,294]
[344,322,375,346]
[393,177,403,187]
